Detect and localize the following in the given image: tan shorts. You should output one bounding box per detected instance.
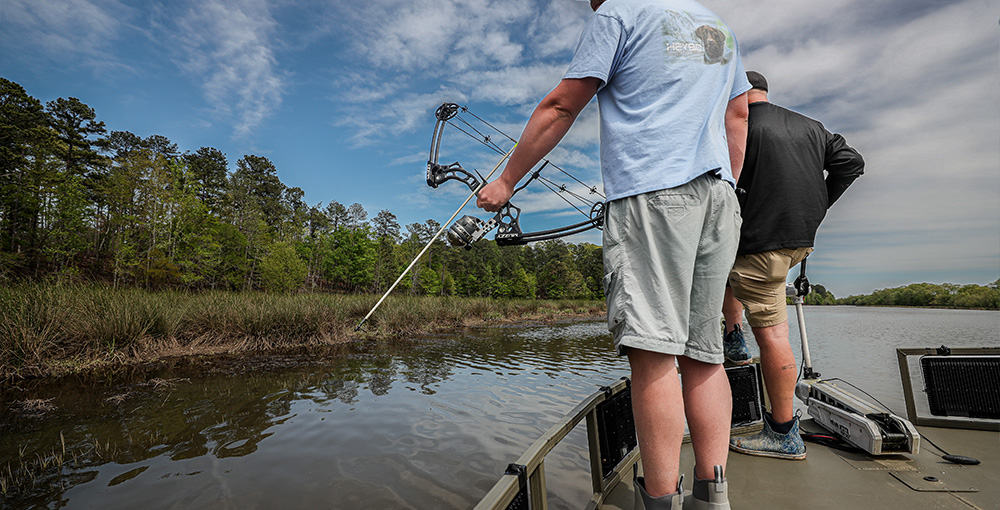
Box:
[728,247,813,328]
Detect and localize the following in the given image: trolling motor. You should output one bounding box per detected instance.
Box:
[791,256,921,456]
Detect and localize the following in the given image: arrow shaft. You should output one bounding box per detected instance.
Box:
[355,144,516,331]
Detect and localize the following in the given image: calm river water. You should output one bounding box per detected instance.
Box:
[1,306,997,509]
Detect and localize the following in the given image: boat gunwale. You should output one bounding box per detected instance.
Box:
[473,377,634,510]
[473,377,766,510]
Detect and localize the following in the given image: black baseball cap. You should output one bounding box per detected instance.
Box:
[746,71,768,92]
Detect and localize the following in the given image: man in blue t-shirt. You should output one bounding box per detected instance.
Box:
[477,1,749,508]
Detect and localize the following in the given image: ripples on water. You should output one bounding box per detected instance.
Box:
[1,308,996,509]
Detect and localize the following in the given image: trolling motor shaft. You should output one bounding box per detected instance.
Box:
[788,256,818,380]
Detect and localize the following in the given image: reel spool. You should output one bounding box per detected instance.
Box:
[447,215,485,248]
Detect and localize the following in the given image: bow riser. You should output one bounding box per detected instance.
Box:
[426,162,481,191]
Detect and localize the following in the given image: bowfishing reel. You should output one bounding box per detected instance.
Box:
[447,215,488,249]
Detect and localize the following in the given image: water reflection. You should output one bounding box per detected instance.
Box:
[0,322,627,509]
[1,309,995,509]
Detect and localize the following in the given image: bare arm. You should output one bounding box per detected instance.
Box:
[725,92,749,182]
[476,77,601,212]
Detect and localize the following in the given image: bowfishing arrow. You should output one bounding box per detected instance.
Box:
[355,144,517,332]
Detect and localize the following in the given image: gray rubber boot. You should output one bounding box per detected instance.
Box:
[634,474,684,510]
[688,465,730,509]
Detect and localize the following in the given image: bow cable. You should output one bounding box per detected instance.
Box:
[442,108,603,220]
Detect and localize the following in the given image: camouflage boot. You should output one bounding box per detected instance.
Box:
[730,411,807,460]
[723,323,752,365]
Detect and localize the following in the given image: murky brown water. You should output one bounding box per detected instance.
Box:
[1,307,996,509]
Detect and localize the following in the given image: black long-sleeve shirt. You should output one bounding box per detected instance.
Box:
[736,102,865,255]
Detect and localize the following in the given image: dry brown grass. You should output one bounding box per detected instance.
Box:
[9,398,56,416]
[0,284,604,380]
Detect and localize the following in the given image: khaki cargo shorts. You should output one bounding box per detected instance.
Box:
[602,173,741,364]
[728,247,813,328]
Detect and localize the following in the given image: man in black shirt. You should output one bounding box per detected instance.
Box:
[724,71,864,460]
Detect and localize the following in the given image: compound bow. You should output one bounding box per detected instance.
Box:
[355,103,606,331]
[426,103,605,249]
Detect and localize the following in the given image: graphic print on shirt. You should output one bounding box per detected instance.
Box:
[660,10,734,65]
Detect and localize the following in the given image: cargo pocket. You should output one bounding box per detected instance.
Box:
[603,270,627,335]
[602,199,625,247]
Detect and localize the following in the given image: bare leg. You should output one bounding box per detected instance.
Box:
[722,287,743,334]
[751,321,796,423]
[628,349,684,497]
[678,356,732,480]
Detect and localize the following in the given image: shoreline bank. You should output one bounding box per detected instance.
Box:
[1,285,605,381]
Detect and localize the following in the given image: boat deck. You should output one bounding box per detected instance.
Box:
[600,420,999,510]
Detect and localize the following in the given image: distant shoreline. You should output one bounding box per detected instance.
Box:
[804,303,998,311]
[798,280,998,310]
[0,284,605,381]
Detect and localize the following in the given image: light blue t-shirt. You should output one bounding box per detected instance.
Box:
[564,0,751,201]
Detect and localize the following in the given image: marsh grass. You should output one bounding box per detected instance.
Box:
[0,284,604,380]
[0,430,113,501]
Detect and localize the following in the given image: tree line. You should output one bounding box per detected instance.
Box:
[0,77,604,299]
[796,281,999,309]
[836,281,999,310]
[4,77,995,307]
[790,281,999,309]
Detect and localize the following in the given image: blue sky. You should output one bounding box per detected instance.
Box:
[2,0,997,296]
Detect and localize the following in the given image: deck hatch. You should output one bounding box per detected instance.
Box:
[921,355,1000,419]
[727,364,765,426]
[595,384,637,479]
[889,471,978,493]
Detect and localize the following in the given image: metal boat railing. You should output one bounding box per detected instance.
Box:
[474,373,765,510]
[474,377,639,510]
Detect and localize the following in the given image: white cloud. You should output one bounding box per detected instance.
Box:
[527,0,593,58]
[454,63,568,105]
[511,182,600,214]
[699,0,999,294]
[389,151,430,167]
[0,0,132,71]
[336,72,403,104]
[559,102,601,149]
[337,87,469,147]
[329,0,590,149]
[165,0,285,137]
[335,0,536,73]
[702,0,857,50]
